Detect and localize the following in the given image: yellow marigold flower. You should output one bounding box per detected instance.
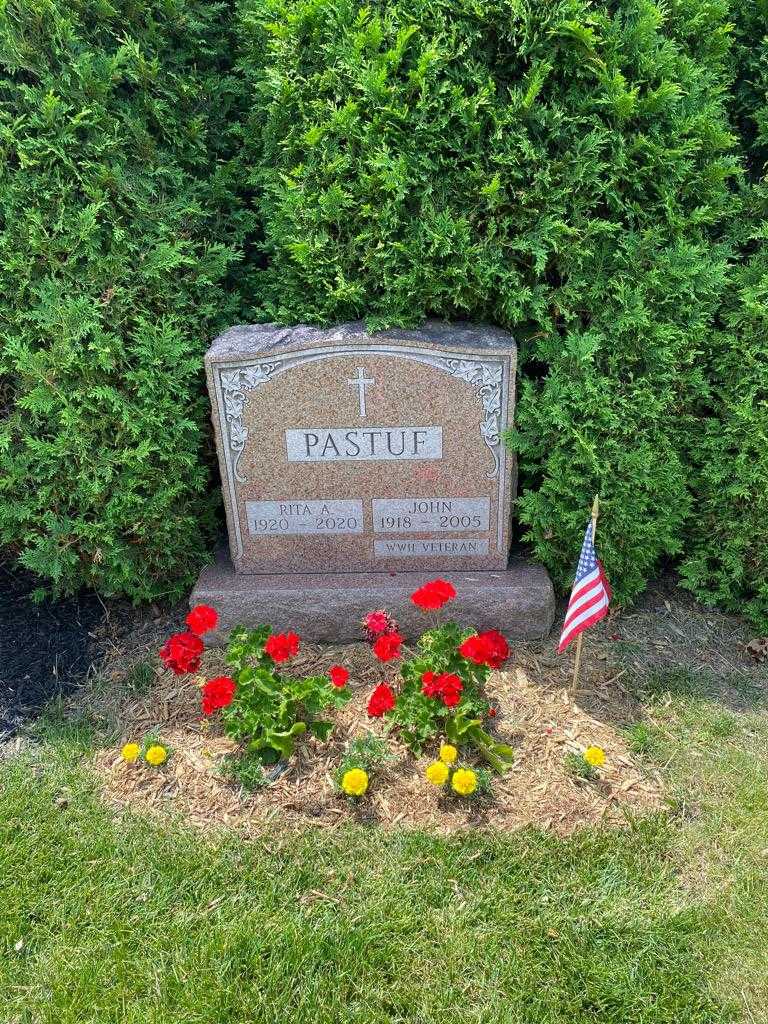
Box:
[121,743,140,763]
[451,767,478,796]
[341,768,369,797]
[145,744,168,767]
[439,743,458,764]
[583,746,606,767]
[425,760,450,785]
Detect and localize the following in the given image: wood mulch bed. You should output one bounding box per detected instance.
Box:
[13,567,761,835]
[0,557,107,740]
[89,636,664,836]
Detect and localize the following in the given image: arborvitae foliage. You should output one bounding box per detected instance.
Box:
[237,0,737,602]
[728,0,768,179]
[680,4,768,630]
[681,189,768,631]
[0,1,252,600]
[1,0,755,616]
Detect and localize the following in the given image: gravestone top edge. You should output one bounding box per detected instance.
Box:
[206,320,516,361]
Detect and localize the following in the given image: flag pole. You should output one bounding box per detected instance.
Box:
[570,494,600,696]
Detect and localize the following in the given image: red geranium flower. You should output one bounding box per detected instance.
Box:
[458,630,510,669]
[362,609,398,644]
[159,631,204,676]
[421,671,442,698]
[411,579,457,611]
[479,629,510,669]
[364,611,390,634]
[264,631,300,662]
[372,631,403,662]
[438,673,463,707]
[367,682,396,717]
[458,633,488,665]
[421,671,463,706]
[329,665,349,688]
[201,675,236,715]
[185,604,218,636]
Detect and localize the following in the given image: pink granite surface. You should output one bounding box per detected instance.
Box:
[205,322,517,575]
[191,551,556,644]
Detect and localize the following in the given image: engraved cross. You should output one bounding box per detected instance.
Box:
[347,366,374,419]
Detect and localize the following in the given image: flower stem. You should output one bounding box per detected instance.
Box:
[472,736,506,774]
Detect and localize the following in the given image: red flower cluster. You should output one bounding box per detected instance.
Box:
[159,631,204,676]
[367,682,396,717]
[458,629,509,669]
[421,671,463,707]
[372,631,403,662]
[201,676,236,715]
[185,604,218,636]
[411,579,456,611]
[264,631,300,662]
[159,605,219,676]
[362,609,398,643]
[329,665,349,688]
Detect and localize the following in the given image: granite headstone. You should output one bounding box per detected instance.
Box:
[192,322,554,641]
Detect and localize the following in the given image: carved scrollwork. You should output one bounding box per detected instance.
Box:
[218,350,504,484]
[220,363,277,482]
[440,358,503,478]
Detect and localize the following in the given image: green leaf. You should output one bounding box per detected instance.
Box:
[308,720,334,741]
[265,722,307,759]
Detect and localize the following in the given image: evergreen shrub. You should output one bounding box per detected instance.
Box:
[0,0,250,600]
[4,0,761,619]
[727,0,768,180]
[681,189,768,631]
[237,0,738,602]
[681,3,768,630]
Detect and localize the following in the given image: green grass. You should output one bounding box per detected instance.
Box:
[635,688,768,1017]
[220,749,269,792]
[25,700,97,752]
[625,721,666,758]
[122,659,158,696]
[2,669,768,1022]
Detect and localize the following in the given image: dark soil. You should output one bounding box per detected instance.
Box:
[0,558,109,739]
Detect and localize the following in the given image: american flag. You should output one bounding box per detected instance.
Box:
[558,520,612,653]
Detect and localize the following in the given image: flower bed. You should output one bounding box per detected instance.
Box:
[90,579,664,835]
[156,580,517,785]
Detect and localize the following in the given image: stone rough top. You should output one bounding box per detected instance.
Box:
[206,320,516,362]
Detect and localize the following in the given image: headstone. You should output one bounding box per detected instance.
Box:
[192,322,555,641]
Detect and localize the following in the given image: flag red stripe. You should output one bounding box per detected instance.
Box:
[558,603,609,653]
[562,579,605,629]
[568,566,600,602]
[559,603,609,652]
[561,593,605,641]
[561,593,608,638]
[598,563,612,600]
[558,593,609,652]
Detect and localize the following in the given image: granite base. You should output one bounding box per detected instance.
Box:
[191,553,556,644]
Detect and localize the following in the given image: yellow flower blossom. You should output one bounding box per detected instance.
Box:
[341,768,369,797]
[145,744,168,766]
[583,746,606,768]
[425,760,450,785]
[439,743,458,764]
[121,743,140,763]
[451,767,478,796]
